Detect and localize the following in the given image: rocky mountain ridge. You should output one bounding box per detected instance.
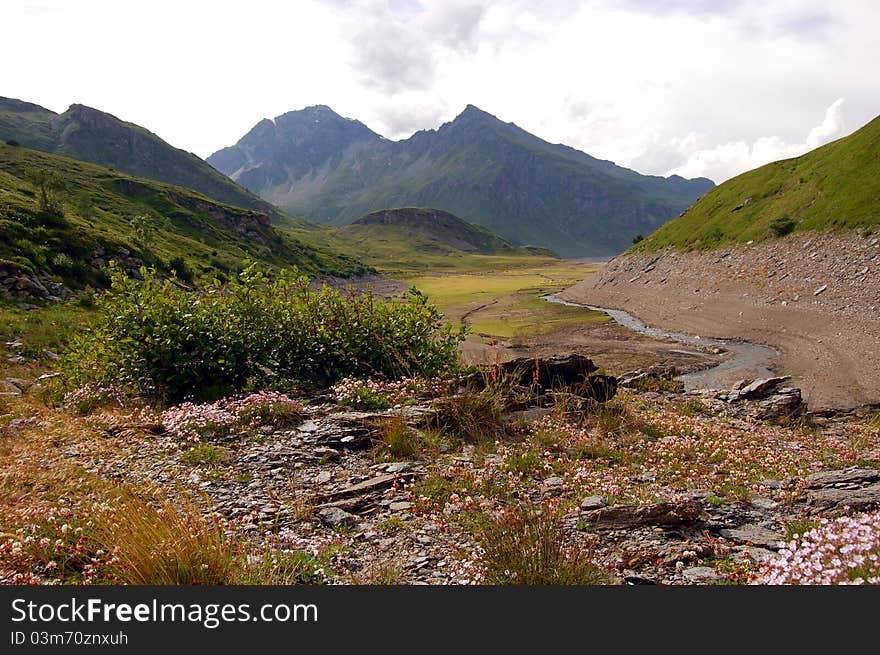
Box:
[208,104,714,257]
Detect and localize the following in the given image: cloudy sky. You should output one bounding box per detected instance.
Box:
[4,0,878,182]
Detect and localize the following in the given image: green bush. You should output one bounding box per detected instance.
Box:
[167,256,194,283]
[64,264,465,402]
[769,214,797,237]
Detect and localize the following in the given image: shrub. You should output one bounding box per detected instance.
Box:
[339,386,391,410]
[167,256,194,283]
[479,504,611,585]
[769,215,797,237]
[65,265,465,402]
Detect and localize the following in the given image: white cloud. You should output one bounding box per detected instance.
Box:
[0,0,877,182]
[806,97,846,149]
[667,98,847,181]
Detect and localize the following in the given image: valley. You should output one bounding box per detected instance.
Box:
[1,93,879,589]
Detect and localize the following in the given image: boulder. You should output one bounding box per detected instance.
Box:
[737,377,790,399]
[581,499,703,530]
[719,524,785,550]
[807,483,880,513]
[467,354,617,401]
[804,467,880,489]
[580,495,607,511]
[316,507,359,529]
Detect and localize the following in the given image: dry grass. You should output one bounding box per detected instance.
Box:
[479,504,611,585]
[91,490,236,585]
[374,416,421,460]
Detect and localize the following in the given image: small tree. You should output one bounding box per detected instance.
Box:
[632,234,644,244]
[26,167,66,216]
[130,214,166,251]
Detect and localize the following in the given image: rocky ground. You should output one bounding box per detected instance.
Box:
[2,357,878,585]
[562,230,880,409]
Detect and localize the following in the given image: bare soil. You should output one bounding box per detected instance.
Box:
[561,231,880,410]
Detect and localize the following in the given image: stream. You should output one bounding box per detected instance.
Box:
[543,294,777,390]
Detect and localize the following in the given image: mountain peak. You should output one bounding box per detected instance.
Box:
[455,104,497,122]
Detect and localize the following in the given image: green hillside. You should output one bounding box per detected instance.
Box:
[281,206,557,274]
[0,97,306,227]
[638,114,880,250]
[0,143,367,293]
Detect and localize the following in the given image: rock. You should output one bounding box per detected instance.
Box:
[580,495,607,511]
[682,566,722,583]
[581,499,703,530]
[471,354,618,401]
[732,197,753,211]
[385,462,412,474]
[803,467,880,489]
[316,428,373,451]
[737,376,790,399]
[731,546,777,564]
[389,501,413,512]
[755,388,804,421]
[540,476,564,497]
[312,447,341,462]
[0,380,22,395]
[807,483,880,513]
[314,471,333,484]
[316,507,359,528]
[4,378,32,392]
[719,524,784,550]
[813,284,828,296]
[321,473,399,501]
[623,575,658,585]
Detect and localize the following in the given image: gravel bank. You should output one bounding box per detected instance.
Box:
[560,230,880,409]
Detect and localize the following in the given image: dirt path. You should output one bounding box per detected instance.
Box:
[561,232,880,410]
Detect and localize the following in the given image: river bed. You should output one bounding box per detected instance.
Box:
[543,294,777,390]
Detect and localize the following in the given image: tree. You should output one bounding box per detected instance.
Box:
[632,234,644,244]
[26,167,66,216]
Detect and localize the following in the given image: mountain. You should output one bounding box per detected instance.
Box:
[0,96,299,225]
[207,105,714,257]
[0,142,367,297]
[636,114,880,250]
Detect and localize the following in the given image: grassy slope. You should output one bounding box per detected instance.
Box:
[0,143,367,286]
[283,211,557,276]
[639,114,880,250]
[0,97,311,228]
[330,207,556,273]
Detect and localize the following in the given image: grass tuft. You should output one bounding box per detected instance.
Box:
[478,504,611,585]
